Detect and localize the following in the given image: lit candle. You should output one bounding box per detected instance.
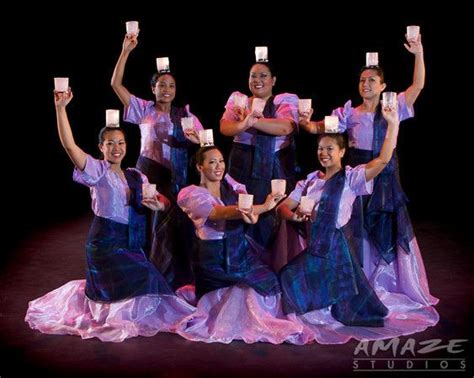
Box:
[299,196,316,214]
[238,194,254,210]
[199,129,214,147]
[125,21,139,36]
[324,116,339,133]
[106,109,120,127]
[251,98,266,114]
[271,179,286,195]
[181,117,194,131]
[54,77,69,92]
[382,92,397,110]
[366,52,379,66]
[156,57,170,73]
[298,99,312,113]
[255,46,268,62]
[406,25,420,41]
[142,183,157,199]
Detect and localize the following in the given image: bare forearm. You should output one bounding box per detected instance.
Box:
[405,52,425,106]
[56,106,87,170]
[413,52,425,90]
[277,203,295,221]
[208,205,243,221]
[111,50,131,106]
[253,203,271,215]
[365,120,399,180]
[220,119,248,136]
[300,120,324,134]
[253,118,295,136]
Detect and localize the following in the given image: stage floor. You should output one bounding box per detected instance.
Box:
[1,215,472,378]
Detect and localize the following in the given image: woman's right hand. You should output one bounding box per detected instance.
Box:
[244,110,262,129]
[292,207,310,222]
[233,106,246,122]
[122,33,138,53]
[264,193,286,211]
[298,108,314,127]
[239,207,258,224]
[54,89,73,107]
[381,98,399,124]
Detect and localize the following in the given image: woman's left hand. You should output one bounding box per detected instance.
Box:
[404,34,423,55]
[142,193,169,211]
[184,128,200,144]
[239,207,258,224]
[264,193,287,211]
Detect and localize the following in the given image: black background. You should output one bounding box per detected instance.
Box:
[3,5,470,260]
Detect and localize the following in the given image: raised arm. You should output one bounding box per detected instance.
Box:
[364,106,400,181]
[404,34,425,107]
[54,90,87,170]
[110,34,138,107]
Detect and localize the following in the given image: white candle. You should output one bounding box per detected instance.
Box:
[406,25,420,41]
[106,109,120,127]
[298,99,312,113]
[251,98,266,114]
[54,77,69,92]
[324,116,339,133]
[366,52,379,66]
[181,117,194,131]
[299,196,316,214]
[142,183,157,199]
[271,179,286,195]
[125,21,139,35]
[156,57,170,73]
[199,129,214,147]
[255,46,268,62]
[234,94,248,109]
[382,92,397,110]
[238,194,254,210]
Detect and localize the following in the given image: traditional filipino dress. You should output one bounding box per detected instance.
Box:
[25,155,194,342]
[124,95,204,288]
[175,175,312,344]
[221,91,299,261]
[279,166,439,343]
[332,93,438,308]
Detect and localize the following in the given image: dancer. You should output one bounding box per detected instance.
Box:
[25,89,193,342]
[111,30,203,288]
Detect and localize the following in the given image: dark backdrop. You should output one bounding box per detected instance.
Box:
[3,5,470,261]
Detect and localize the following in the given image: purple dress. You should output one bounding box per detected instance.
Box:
[124,95,204,288]
[25,155,194,342]
[331,93,439,309]
[278,166,438,342]
[221,92,300,259]
[173,175,313,344]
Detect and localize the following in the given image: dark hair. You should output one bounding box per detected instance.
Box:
[250,62,276,77]
[359,65,385,83]
[317,133,347,150]
[150,72,177,87]
[194,146,222,166]
[98,127,126,144]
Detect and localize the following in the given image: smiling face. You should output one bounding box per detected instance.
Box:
[196,148,225,183]
[359,68,386,100]
[249,63,276,99]
[152,74,176,104]
[317,135,345,170]
[99,129,126,164]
